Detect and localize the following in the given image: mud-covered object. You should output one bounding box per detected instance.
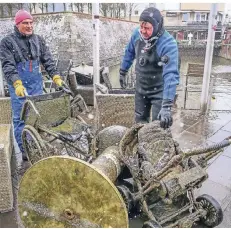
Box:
[138,121,181,172]
[119,121,224,227]
[92,146,122,183]
[39,118,93,161]
[94,125,128,156]
[18,156,128,228]
[51,119,91,155]
[119,121,182,181]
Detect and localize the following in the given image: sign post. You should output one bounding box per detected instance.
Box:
[92,3,100,108]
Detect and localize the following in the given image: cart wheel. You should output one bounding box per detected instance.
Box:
[117,185,133,212]
[196,194,223,227]
[22,125,47,165]
[142,220,161,228]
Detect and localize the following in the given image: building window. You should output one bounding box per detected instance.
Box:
[201,14,206,21]
[193,32,197,39]
[134,10,139,15]
[217,14,222,22]
[195,13,200,21]
[215,31,221,40]
[182,13,189,22]
[194,13,207,22]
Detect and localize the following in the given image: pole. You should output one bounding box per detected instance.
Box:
[200,3,218,113]
[221,3,228,39]
[0,61,5,97]
[92,3,100,108]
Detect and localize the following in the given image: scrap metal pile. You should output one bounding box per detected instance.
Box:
[17,85,230,228]
[18,117,230,228]
[20,89,94,165]
[118,121,226,227]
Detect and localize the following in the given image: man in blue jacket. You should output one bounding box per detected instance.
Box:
[120,7,179,129]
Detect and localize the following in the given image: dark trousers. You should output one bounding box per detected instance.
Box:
[135,92,162,123]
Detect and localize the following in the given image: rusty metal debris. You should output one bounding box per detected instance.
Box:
[17,83,229,228]
[118,120,227,228]
[21,90,94,165]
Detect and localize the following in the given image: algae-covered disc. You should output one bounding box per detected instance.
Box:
[18,156,128,228]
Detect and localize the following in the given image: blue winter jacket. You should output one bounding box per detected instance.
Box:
[121,27,179,101]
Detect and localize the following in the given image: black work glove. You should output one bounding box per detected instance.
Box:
[157,99,173,129]
[119,69,128,89]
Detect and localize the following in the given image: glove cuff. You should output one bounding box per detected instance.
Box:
[52,75,63,86]
[119,69,128,77]
[52,75,61,81]
[162,99,173,108]
[13,79,23,88]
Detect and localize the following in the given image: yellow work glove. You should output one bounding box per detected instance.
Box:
[13,80,26,97]
[52,75,63,87]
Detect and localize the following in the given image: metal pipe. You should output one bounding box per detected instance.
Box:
[92,3,100,108]
[221,3,228,39]
[92,146,122,183]
[184,139,231,157]
[38,125,87,155]
[200,3,218,112]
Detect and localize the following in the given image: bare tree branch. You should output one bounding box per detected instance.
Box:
[127,3,138,21]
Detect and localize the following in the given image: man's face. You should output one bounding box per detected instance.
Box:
[140,21,153,39]
[17,19,33,35]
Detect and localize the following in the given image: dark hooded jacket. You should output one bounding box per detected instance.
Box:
[0,26,58,85]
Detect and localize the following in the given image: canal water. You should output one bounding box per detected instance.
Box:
[109,55,231,111]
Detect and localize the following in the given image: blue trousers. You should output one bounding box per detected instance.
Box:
[8,60,43,153]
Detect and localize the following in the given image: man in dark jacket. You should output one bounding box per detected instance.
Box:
[119,7,179,129]
[0,10,64,161]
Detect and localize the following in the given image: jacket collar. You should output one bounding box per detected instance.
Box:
[14,25,33,39]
